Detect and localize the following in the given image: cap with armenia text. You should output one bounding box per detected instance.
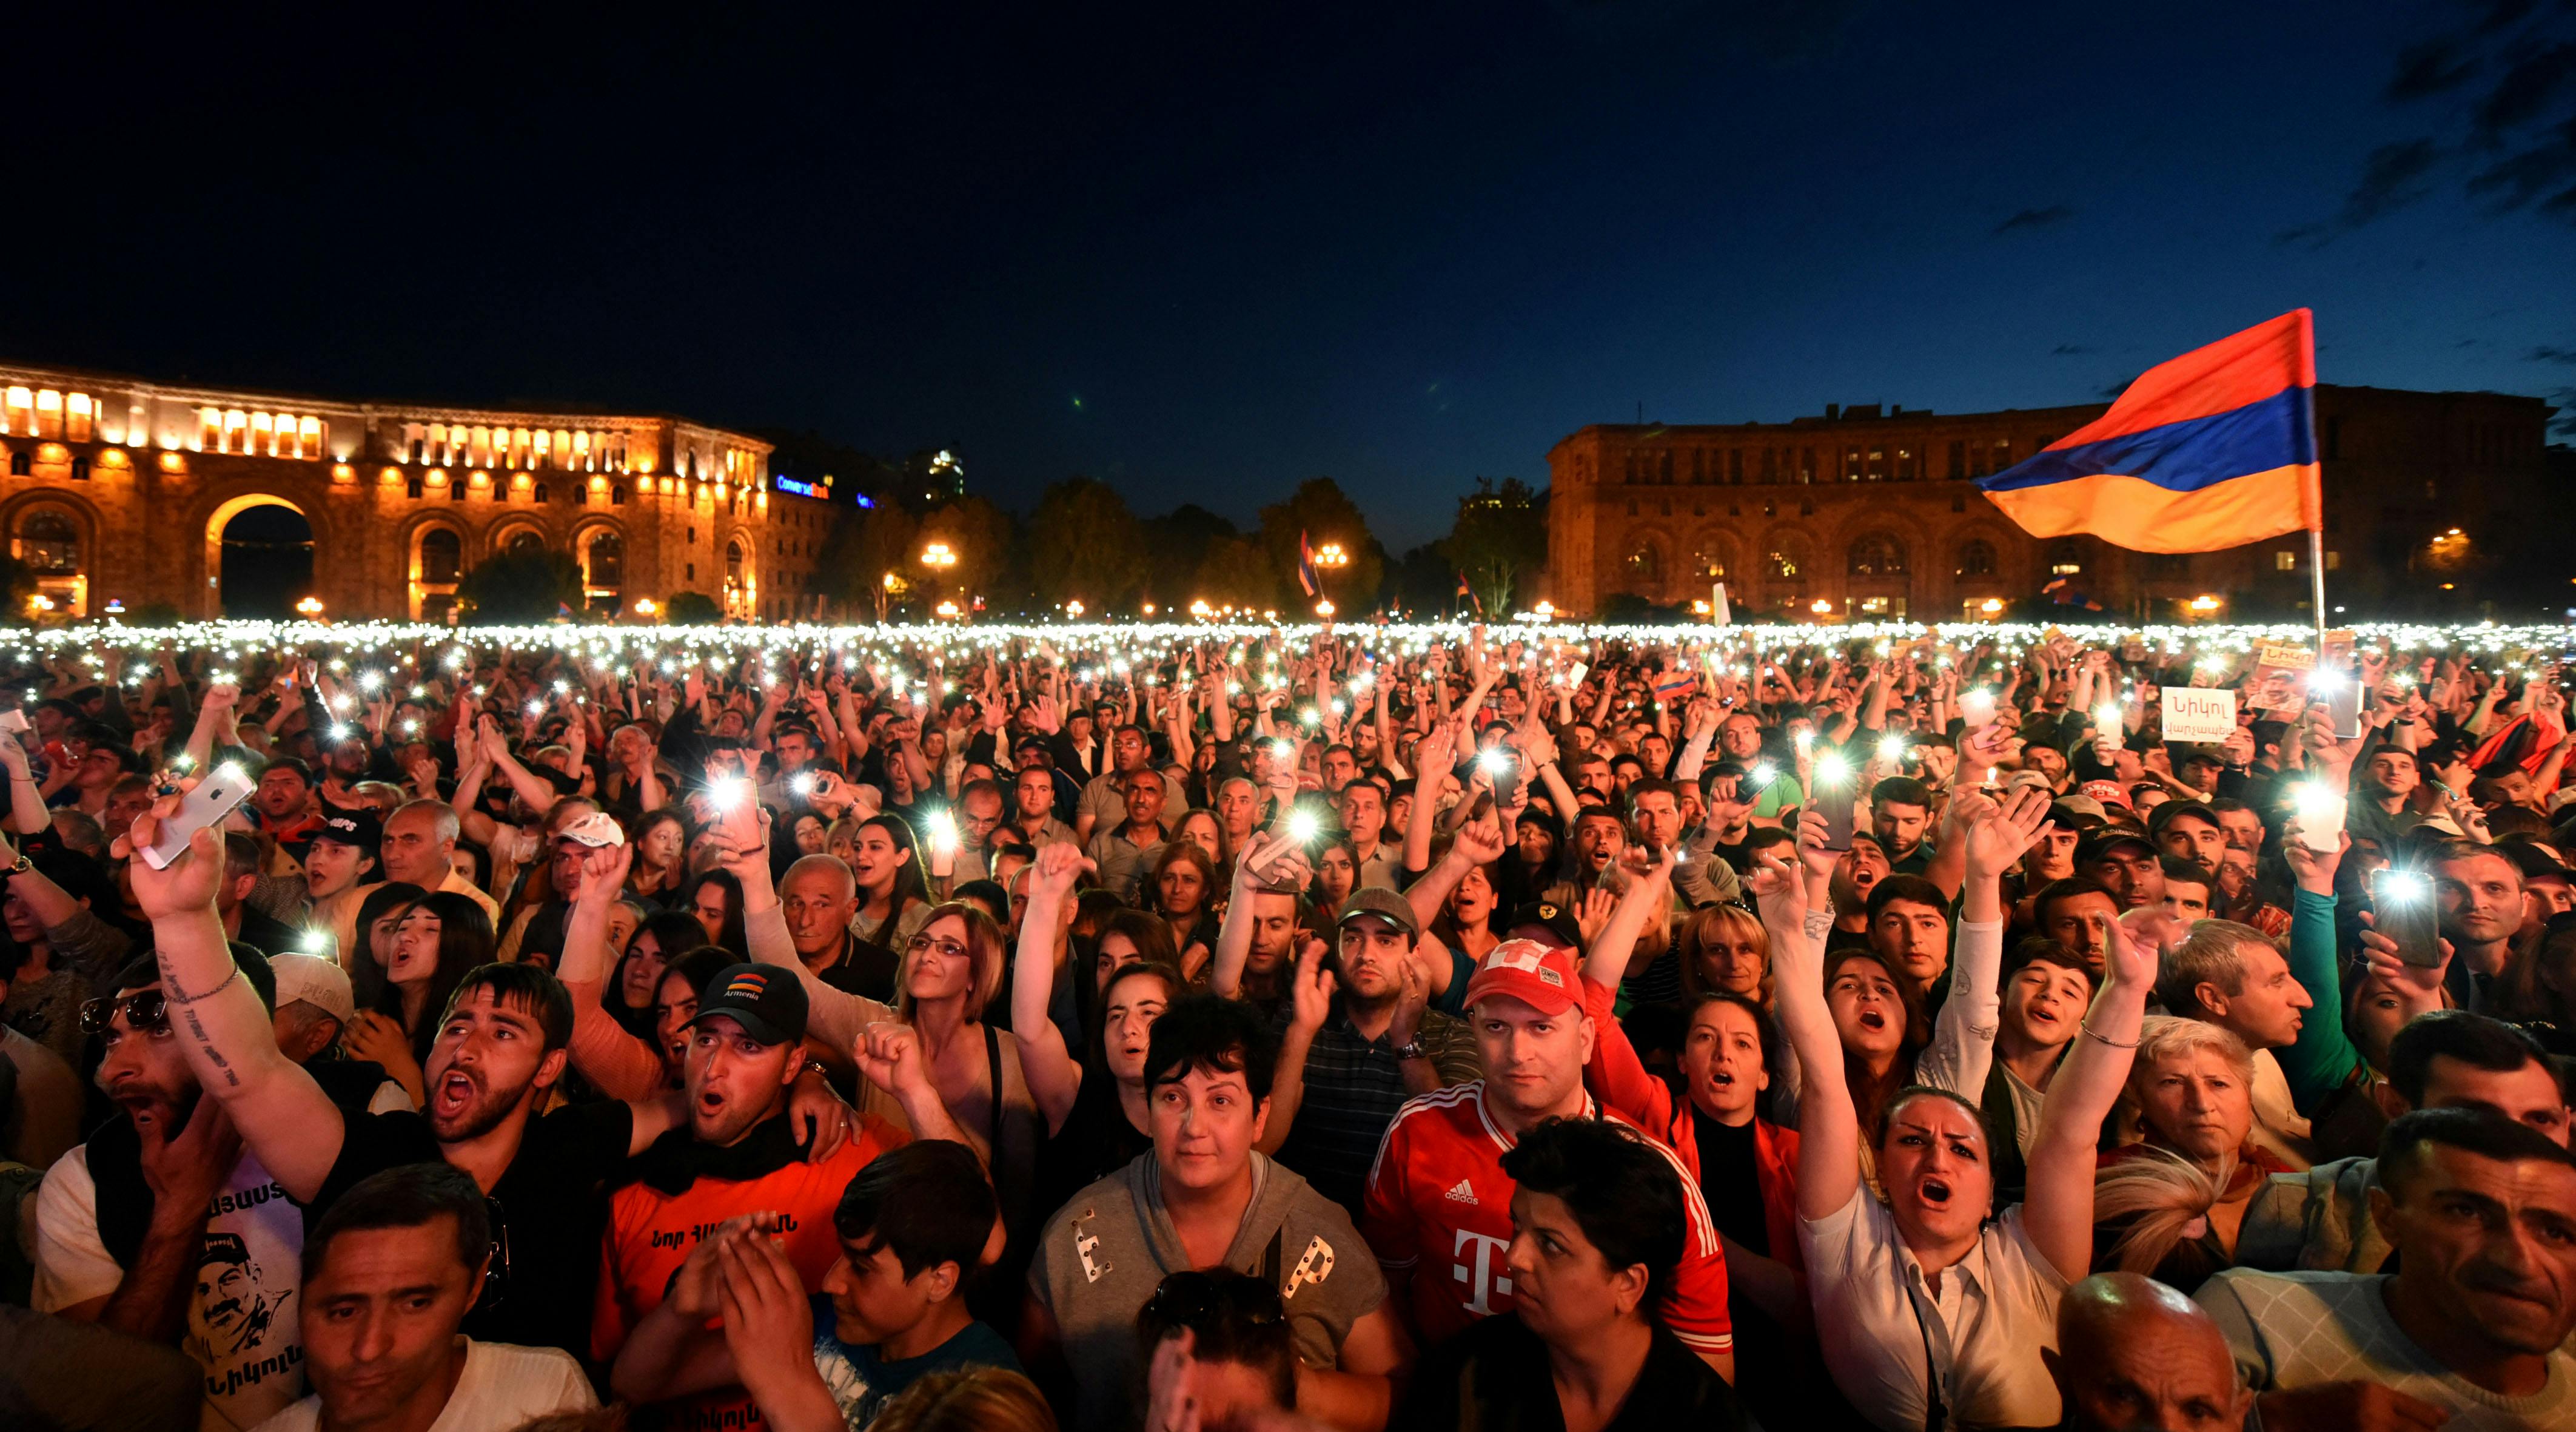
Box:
[1464,938,1583,1016]
[690,963,809,1046]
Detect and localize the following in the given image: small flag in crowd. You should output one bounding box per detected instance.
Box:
[1296,531,1321,598]
[1455,571,1483,616]
[1979,309,2322,553]
[1651,671,1696,701]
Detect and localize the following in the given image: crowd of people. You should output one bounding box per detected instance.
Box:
[4,618,2576,1431]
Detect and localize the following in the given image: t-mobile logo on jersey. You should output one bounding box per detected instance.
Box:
[1450,1228,1512,1314]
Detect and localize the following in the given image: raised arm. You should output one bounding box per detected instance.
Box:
[2274,831,2372,1113]
[1009,841,1092,1134]
[1210,832,1308,1000]
[1399,721,1457,875]
[1913,788,2050,1097]
[718,802,893,1058]
[1578,849,1677,990]
[1762,821,1856,1220]
[2019,903,2151,1280]
[125,802,346,1203]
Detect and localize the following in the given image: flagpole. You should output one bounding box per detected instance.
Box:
[2307,526,2329,651]
[2302,358,2327,652]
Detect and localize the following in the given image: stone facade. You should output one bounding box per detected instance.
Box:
[1544,385,2556,622]
[0,362,839,622]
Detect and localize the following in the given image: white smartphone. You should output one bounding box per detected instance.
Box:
[139,765,256,870]
[0,708,27,734]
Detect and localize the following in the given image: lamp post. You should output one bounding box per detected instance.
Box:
[295,596,325,620]
[920,542,961,623]
[632,597,659,621]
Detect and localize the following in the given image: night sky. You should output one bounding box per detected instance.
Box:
[7,2,2571,547]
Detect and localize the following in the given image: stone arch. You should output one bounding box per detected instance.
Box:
[1755,525,1817,583]
[1,489,102,617]
[570,517,626,614]
[400,513,472,622]
[486,517,549,558]
[200,493,321,620]
[1616,528,1668,594]
[1683,526,1736,582]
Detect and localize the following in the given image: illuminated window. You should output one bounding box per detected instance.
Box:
[223,409,247,452]
[585,531,623,603]
[1955,540,1997,577]
[2273,550,2296,571]
[1764,538,1808,580]
[531,429,552,468]
[2,388,31,434]
[16,510,79,573]
[252,412,275,455]
[64,393,92,443]
[300,417,323,459]
[34,391,62,440]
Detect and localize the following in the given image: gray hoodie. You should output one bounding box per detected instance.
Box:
[1030,1151,1385,1432]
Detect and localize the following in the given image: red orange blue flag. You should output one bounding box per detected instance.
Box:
[1978,309,2321,553]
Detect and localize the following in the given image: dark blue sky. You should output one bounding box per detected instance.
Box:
[7,1,2571,546]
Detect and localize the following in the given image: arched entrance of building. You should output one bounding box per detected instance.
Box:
[212,500,315,618]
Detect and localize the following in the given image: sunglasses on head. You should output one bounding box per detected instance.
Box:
[80,990,168,1035]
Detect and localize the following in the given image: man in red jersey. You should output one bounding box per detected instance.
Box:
[1360,938,1736,1379]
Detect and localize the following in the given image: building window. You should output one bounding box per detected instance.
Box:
[406,476,425,500]
[69,459,89,482]
[16,511,80,573]
[2049,540,2084,576]
[1690,542,1728,579]
[1623,540,1663,584]
[1848,534,1907,577]
[7,453,27,476]
[1763,538,1808,580]
[534,482,550,504]
[612,483,628,506]
[2273,549,2297,572]
[1955,540,1997,577]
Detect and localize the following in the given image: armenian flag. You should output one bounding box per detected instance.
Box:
[1296,531,1321,598]
[1978,310,2321,553]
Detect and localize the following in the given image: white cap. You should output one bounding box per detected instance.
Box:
[560,811,628,849]
[269,952,357,1025]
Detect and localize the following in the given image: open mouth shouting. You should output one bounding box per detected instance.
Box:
[1916,1175,1955,1211]
[431,1068,480,1123]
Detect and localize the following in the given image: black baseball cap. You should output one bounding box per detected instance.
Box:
[690,963,809,1047]
[309,807,382,858]
[2076,830,2158,868]
[1506,898,1584,952]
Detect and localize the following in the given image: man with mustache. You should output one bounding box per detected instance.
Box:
[2199,1108,2576,1431]
[32,947,307,1429]
[121,807,860,1360]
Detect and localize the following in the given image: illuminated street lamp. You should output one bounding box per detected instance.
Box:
[295,596,325,619]
[1190,599,1212,619]
[921,542,958,571]
[1065,599,1086,619]
[1809,598,1834,617]
[632,597,659,619]
[1315,542,1350,570]
[1316,599,1337,619]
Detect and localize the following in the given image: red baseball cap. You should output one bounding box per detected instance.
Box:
[1464,938,1583,1016]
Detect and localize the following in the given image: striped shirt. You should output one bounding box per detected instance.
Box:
[1270,1006,1480,1215]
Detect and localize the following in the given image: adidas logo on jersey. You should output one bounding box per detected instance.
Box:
[1443,1179,1477,1205]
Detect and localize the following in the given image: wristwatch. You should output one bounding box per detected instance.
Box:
[1391,1038,1427,1062]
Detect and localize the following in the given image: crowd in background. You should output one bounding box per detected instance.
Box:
[4,619,2576,1431]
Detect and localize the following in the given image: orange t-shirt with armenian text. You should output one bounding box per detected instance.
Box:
[592,1116,908,1431]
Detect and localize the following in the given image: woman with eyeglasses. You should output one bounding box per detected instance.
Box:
[708,801,1046,1249]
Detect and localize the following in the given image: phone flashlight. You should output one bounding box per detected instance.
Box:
[1749,761,1776,788]
[711,778,749,812]
[927,812,959,855]
[1794,729,1814,752]
[1813,753,1851,785]
[1289,809,1321,845]
[1876,735,1904,762]
[1272,740,1296,763]
[1478,748,1513,776]
[301,928,331,953]
[791,773,815,796]
[2376,869,2428,902]
[2096,704,2121,729]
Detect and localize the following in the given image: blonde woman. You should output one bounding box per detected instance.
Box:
[2092,1015,2291,1293]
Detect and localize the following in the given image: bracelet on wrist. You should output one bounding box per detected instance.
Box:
[2080,1019,2138,1049]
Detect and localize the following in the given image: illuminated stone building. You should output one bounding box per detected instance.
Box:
[0,362,839,621]
[1545,385,2557,622]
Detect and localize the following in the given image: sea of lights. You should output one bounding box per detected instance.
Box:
[16,619,2574,694]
